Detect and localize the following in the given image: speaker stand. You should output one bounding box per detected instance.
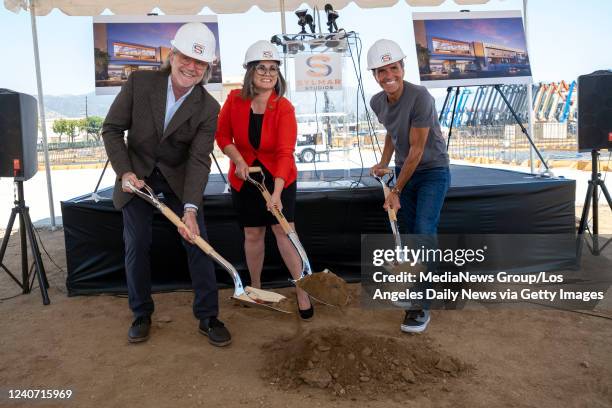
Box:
[578,150,612,255]
[0,179,50,304]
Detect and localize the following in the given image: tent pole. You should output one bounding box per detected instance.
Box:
[523,0,535,174]
[279,0,290,100]
[280,0,286,34]
[28,0,56,229]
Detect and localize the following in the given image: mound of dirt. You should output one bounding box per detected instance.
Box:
[260,327,469,399]
[296,270,350,306]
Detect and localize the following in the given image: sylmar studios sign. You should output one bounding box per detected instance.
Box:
[295,53,342,92]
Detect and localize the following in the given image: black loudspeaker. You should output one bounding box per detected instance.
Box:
[578,70,612,152]
[0,89,38,181]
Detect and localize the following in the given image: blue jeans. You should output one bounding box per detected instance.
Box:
[395,166,450,235]
[396,166,450,310]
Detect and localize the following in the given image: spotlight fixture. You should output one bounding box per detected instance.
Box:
[295,9,315,34]
[270,34,288,54]
[270,34,283,46]
[305,13,315,33]
[324,34,339,49]
[287,42,305,54]
[295,9,308,34]
[324,4,339,33]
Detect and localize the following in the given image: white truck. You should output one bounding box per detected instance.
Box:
[295,121,328,163]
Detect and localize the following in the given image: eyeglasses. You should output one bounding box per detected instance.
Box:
[176,52,208,70]
[255,65,279,76]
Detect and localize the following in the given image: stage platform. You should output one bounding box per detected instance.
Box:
[61,165,576,295]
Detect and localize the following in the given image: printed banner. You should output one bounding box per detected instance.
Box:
[294,53,342,92]
[93,15,222,95]
[412,11,533,88]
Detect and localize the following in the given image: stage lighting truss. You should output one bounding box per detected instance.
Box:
[270,30,356,57]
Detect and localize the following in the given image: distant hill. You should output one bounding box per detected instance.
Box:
[44,93,115,119]
[41,88,444,120]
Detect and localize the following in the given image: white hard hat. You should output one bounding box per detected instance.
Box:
[366,39,406,70]
[243,40,282,68]
[171,22,216,63]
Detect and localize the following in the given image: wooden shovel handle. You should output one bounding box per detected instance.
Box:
[259,189,294,234]
[381,185,398,221]
[159,205,216,256]
[247,166,293,234]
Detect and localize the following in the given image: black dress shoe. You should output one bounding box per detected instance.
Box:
[128,316,151,343]
[298,303,314,321]
[199,317,232,347]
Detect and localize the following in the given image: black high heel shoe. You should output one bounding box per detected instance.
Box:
[298,299,314,321]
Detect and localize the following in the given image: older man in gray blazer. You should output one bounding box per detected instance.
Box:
[102,22,231,347]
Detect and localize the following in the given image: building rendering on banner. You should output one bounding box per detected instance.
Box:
[425,35,529,74]
[93,15,223,95]
[94,24,169,87]
[414,27,530,79]
[412,11,533,87]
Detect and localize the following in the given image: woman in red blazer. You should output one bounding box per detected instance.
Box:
[215,40,313,319]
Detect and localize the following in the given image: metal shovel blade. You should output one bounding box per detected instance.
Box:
[234,287,294,314]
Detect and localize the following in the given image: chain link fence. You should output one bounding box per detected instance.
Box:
[37,140,108,167]
[446,122,580,165]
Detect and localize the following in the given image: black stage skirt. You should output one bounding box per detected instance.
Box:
[231,160,296,228]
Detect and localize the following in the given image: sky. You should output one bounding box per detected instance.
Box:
[107,22,188,47]
[423,18,528,51]
[0,0,611,98]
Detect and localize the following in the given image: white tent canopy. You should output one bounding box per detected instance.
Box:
[6,0,497,16]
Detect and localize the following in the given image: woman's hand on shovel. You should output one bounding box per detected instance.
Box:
[234,160,249,180]
[179,211,199,244]
[267,192,283,213]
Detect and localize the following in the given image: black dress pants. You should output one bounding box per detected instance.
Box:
[121,168,218,320]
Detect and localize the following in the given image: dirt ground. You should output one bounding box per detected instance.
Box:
[1,206,611,408]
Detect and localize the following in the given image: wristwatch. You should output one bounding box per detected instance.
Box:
[390,186,401,195]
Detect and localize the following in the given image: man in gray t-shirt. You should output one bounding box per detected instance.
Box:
[368,39,450,334]
[370,81,449,171]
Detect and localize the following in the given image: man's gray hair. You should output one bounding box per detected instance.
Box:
[160,47,212,85]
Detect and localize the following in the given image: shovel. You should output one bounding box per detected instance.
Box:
[125,181,292,313]
[372,168,403,259]
[245,167,349,307]
[373,169,420,308]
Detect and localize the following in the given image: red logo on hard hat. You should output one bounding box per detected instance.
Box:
[192,43,204,55]
[381,53,392,63]
[263,51,273,58]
